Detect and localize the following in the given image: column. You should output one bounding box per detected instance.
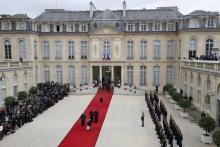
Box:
[99,66,102,81]
[111,66,114,81]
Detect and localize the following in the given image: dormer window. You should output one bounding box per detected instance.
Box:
[2,21,11,30]
[127,22,134,31]
[41,24,50,32]
[81,24,87,32]
[17,22,26,30]
[56,25,60,32]
[190,19,199,28]
[167,23,174,31]
[154,23,160,31]
[140,22,147,31]
[207,18,214,28]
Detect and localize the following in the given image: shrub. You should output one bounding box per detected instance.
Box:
[17,91,28,101]
[4,96,16,107]
[29,87,38,95]
[212,130,220,147]
[168,88,177,97]
[199,116,216,136]
[163,84,174,92]
[172,92,182,102]
[177,99,192,112]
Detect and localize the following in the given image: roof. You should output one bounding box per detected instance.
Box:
[34,7,182,22]
[0,14,30,19]
[186,10,219,16]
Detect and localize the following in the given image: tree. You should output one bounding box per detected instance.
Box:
[17,91,28,101]
[199,116,216,136]
[173,92,182,102]
[168,87,177,97]
[29,87,38,95]
[212,130,220,147]
[177,99,192,112]
[4,96,16,108]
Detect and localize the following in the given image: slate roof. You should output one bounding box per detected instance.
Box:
[186,10,219,16]
[34,7,183,22]
[0,14,30,19]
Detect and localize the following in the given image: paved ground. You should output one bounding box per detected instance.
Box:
[96,95,160,147]
[0,95,94,147]
[160,95,216,147]
[0,90,216,147]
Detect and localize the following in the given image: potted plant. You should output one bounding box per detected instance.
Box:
[177,99,192,118]
[212,130,220,147]
[199,116,216,144]
[17,91,28,102]
[4,96,16,111]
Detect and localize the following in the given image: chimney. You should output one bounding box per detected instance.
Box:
[123,1,126,17]
[90,1,96,19]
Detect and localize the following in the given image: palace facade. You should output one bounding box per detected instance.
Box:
[0,1,220,125]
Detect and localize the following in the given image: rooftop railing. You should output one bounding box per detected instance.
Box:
[0,61,31,70]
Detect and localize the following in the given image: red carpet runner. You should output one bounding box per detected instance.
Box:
[58,89,113,147]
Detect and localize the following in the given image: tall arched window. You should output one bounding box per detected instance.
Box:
[69,66,75,86]
[206,39,214,56]
[189,39,197,59]
[18,40,26,59]
[4,40,12,59]
[44,65,50,82]
[103,41,110,59]
[56,65,62,83]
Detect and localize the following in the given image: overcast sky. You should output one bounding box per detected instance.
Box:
[0,0,219,18]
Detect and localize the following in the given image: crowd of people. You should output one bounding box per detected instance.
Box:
[0,82,70,140]
[145,91,183,147]
[189,54,219,61]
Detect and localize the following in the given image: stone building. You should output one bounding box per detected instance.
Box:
[0,1,219,125]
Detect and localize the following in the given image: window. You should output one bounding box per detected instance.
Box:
[140,41,147,59]
[32,23,37,31]
[167,65,173,84]
[35,66,38,85]
[81,24,87,32]
[2,21,11,30]
[205,95,211,104]
[13,74,17,97]
[41,24,50,32]
[190,72,194,84]
[44,66,50,82]
[18,40,26,59]
[154,23,160,31]
[55,41,62,59]
[0,77,6,106]
[167,40,174,59]
[189,39,197,59]
[167,23,174,31]
[68,25,75,32]
[56,25,60,32]
[197,91,201,104]
[4,40,12,59]
[153,65,160,86]
[198,76,201,87]
[81,41,87,58]
[68,41,74,59]
[154,41,160,59]
[127,66,133,85]
[43,41,49,59]
[127,23,133,31]
[140,66,146,86]
[127,40,133,59]
[206,39,214,56]
[17,22,26,30]
[34,40,38,59]
[207,79,211,91]
[207,18,214,28]
[13,86,18,97]
[140,22,147,31]
[103,41,110,60]
[81,66,87,83]
[69,66,75,86]
[190,19,199,28]
[56,65,62,83]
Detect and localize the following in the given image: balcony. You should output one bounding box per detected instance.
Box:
[81,55,87,60]
[0,61,31,70]
[103,54,111,60]
[127,56,134,60]
[68,56,74,60]
[182,60,220,73]
[140,56,147,60]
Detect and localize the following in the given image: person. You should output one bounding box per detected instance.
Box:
[89,111,94,122]
[100,97,103,105]
[86,118,92,131]
[94,111,99,123]
[80,113,86,126]
[141,110,145,127]
[201,111,206,118]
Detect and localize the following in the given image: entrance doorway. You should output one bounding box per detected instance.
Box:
[114,66,121,85]
[102,66,111,82]
[92,66,99,81]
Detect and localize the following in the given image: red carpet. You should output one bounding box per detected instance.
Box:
[58,89,113,147]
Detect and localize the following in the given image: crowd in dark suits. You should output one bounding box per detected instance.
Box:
[0,81,70,140]
[145,91,183,147]
[190,54,219,61]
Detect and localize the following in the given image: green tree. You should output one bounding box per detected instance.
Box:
[199,116,216,136]
[177,99,192,112]
[4,96,16,108]
[17,91,28,101]
[212,130,220,147]
[29,87,38,95]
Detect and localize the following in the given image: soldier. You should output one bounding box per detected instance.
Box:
[94,111,99,123]
[100,97,103,105]
[86,118,92,131]
[141,111,145,127]
[80,113,86,126]
[89,111,94,122]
